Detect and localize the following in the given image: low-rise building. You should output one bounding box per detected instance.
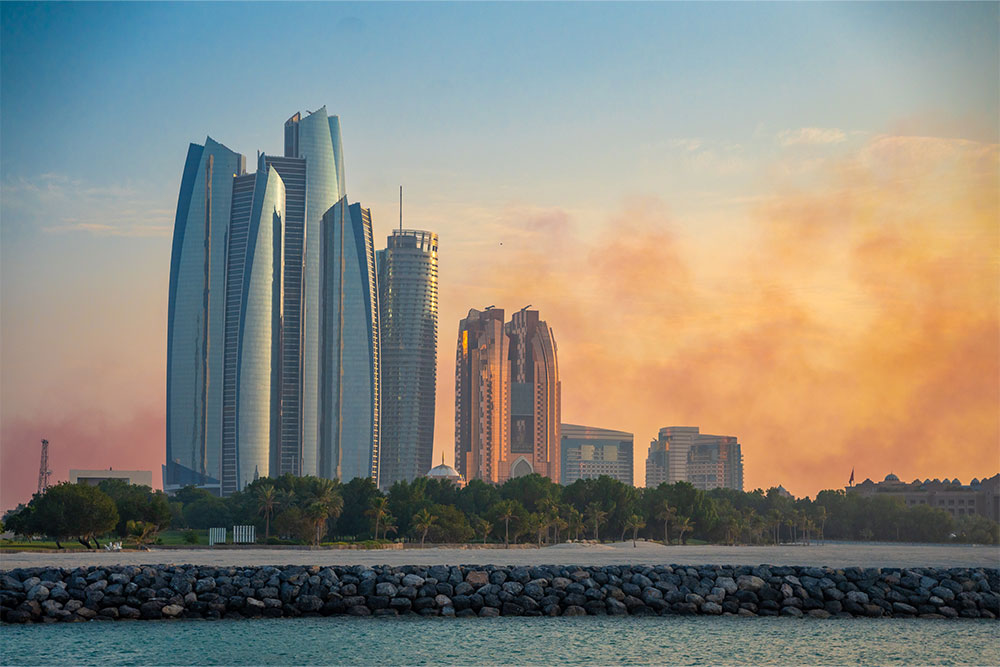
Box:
[70,469,153,488]
[645,426,744,491]
[560,424,633,486]
[848,473,1000,522]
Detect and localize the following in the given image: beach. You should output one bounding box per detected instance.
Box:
[3,541,997,570]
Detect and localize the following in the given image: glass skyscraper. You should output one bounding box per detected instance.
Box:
[560,424,634,486]
[319,200,381,485]
[377,229,439,489]
[165,108,379,494]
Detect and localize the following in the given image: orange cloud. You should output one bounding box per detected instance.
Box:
[437,134,999,497]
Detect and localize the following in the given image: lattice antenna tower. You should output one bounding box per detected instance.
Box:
[37,438,51,494]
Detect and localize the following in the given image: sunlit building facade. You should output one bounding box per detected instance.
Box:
[377,230,439,490]
[502,308,560,482]
[645,426,743,491]
[560,424,634,486]
[166,107,380,494]
[319,200,381,485]
[454,307,560,484]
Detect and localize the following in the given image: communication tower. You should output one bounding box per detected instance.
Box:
[37,439,51,495]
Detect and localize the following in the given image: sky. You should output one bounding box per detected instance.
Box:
[1,2,997,510]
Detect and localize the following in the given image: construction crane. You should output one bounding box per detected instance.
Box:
[37,439,51,495]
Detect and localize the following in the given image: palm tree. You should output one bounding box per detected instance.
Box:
[305,501,331,546]
[366,497,390,540]
[655,500,676,545]
[812,505,828,542]
[674,515,693,545]
[624,514,645,547]
[383,514,398,540]
[413,508,435,548]
[496,500,518,548]
[552,516,569,545]
[767,509,783,545]
[475,517,493,545]
[538,498,559,544]
[566,507,584,541]
[255,484,277,540]
[585,503,608,542]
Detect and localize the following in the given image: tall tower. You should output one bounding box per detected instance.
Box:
[319,200,380,485]
[454,308,508,484]
[377,229,439,489]
[501,308,560,483]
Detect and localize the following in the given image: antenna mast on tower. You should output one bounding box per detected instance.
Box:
[399,185,403,232]
[37,439,51,494]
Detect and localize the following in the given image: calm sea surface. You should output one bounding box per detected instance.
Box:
[2,617,998,666]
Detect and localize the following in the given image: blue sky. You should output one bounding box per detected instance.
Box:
[1,2,997,504]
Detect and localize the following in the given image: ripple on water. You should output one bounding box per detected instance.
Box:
[2,616,998,666]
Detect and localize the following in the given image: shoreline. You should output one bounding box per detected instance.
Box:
[2,541,998,570]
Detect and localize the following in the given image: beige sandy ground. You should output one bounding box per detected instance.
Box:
[2,541,998,570]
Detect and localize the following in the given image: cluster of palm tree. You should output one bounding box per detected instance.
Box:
[254,478,344,545]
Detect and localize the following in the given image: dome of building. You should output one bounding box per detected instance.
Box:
[425,455,466,487]
[427,462,461,479]
[884,473,900,482]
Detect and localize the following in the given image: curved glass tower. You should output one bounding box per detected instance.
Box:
[377,230,439,489]
[319,200,380,484]
[166,106,379,494]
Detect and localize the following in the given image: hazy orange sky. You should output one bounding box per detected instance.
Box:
[2,3,998,509]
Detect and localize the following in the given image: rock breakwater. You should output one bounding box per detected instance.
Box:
[2,564,997,623]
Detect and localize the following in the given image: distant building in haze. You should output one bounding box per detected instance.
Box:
[165,107,379,495]
[560,424,633,486]
[645,426,743,491]
[377,229,439,490]
[849,473,1000,522]
[454,307,560,484]
[70,470,153,488]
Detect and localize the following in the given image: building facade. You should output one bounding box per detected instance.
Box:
[560,424,633,486]
[377,230,439,490]
[319,200,381,485]
[454,307,560,484]
[848,474,1000,522]
[645,426,744,491]
[165,107,379,494]
[70,470,153,488]
[454,308,508,484]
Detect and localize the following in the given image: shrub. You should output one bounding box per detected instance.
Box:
[182,529,199,544]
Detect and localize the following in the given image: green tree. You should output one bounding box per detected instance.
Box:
[493,499,519,548]
[33,483,119,549]
[413,507,435,547]
[96,479,171,538]
[566,506,584,541]
[338,478,382,539]
[655,500,676,544]
[255,484,277,540]
[624,514,645,547]
[674,515,693,544]
[474,516,493,545]
[585,502,608,542]
[366,497,390,540]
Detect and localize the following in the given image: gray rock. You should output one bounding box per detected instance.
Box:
[478,606,500,617]
[892,602,917,615]
[376,582,398,597]
[562,605,587,616]
[26,585,49,602]
[434,594,452,608]
[75,607,97,619]
[846,590,869,605]
[716,577,737,595]
[701,601,723,615]
[780,606,803,618]
[737,575,765,592]
[161,604,184,618]
[402,574,425,588]
[930,586,955,601]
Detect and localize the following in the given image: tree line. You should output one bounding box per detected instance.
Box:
[3,473,997,547]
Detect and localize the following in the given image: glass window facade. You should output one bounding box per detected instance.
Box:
[560,424,634,486]
[377,230,438,489]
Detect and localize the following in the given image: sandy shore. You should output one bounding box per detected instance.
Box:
[2,541,997,570]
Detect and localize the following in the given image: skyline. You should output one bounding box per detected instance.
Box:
[2,2,998,509]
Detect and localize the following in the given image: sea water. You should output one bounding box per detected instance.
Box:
[2,616,997,666]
